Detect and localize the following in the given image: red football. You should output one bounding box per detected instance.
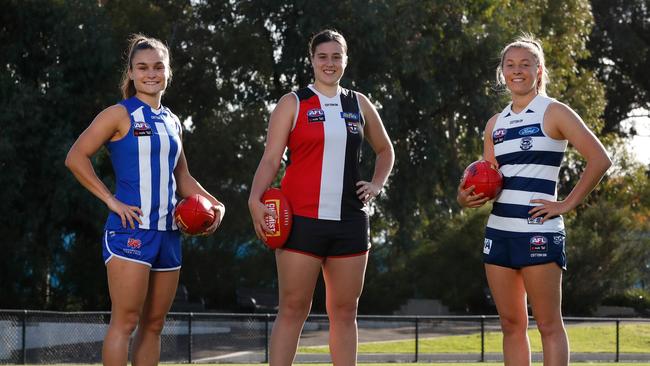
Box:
[174,194,216,235]
[261,188,293,249]
[462,160,503,200]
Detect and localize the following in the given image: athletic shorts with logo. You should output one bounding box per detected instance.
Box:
[483,227,566,270]
[103,228,181,271]
[283,215,370,259]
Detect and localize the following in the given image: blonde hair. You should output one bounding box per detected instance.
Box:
[496,34,549,95]
[119,34,172,99]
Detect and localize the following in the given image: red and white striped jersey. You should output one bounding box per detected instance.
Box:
[280,85,368,221]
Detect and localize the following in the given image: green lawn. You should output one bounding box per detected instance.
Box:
[298,323,650,354]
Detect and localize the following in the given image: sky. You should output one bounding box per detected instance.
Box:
[623,110,650,165]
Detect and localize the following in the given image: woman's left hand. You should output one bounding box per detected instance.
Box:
[200,205,224,236]
[528,199,570,223]
[356,181,382,204]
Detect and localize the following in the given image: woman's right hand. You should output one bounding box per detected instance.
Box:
[457,177,490,208]
[106,196,143,229]
[248,199,277,241]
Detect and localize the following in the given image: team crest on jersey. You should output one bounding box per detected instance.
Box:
[483,238,492,254]
[529,235,548,255]
[520,136,533,150]
[133,122,153,137]
[518,126,540,136]
[341,111,360,121]
[307,108,325,122]
[553,235,565,246]
[492,128,507,144]
[346,121,360,134]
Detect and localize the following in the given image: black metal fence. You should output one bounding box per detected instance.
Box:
[1,310,649,363]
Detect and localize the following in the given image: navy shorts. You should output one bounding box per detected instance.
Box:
[283,215,370,259]
[483,227,567,270]
[103,228,182,271]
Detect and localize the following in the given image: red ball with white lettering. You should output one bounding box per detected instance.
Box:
[174,194,215,235]
[261,188,293,249]
[462,160,503,200]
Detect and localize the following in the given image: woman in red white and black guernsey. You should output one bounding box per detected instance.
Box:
[248,29,394,365]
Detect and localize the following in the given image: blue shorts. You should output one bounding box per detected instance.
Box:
[283,215,370,259]
[103,228,182,271]
[483,227,567,270]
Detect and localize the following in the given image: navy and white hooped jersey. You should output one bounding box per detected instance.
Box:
[105,96,182,231]
[487,94,568,234]
[280,85,367,221]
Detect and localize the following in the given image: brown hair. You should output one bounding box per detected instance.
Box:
[119,34,172,99]
[309,29,348,58]
[496,33,549,95]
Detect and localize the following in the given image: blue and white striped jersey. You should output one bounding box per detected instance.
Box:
[487,94,567,234]
[105,96,182,231]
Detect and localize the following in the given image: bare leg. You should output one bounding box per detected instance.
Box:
[523,263,569,366]
[322,253,368,366]
[132,270,180,366]
[103,258,150,366]
[270,250,322,366]
[485,264,531,366]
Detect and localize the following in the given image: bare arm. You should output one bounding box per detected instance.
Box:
[247,93,295,240]
[174,147,225,234]
[356,93,394,203]
[529,102,612,222]
[65,105,143,228]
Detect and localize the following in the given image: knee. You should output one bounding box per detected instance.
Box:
[110,311,140,335]
[138,313,167,335]
[536,318,565,339]
[278,295,312,322]
[327,299,359,324]
[499,315,528,337]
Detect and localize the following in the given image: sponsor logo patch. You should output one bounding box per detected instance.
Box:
[483,238,492,254]
[127,238,142,249]
[529,235,548,256]
[492,128,507,144]
[133,122,152,137]
[518,126,540,136]
[307,108,325,122]
[520,136,533,150]
[340,111,360,121]
[527,216,543,224]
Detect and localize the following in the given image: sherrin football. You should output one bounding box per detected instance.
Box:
[462,160,503,200]
[261,188,293,249]
[174,194,216,235]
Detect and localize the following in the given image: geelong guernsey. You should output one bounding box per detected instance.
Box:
[281,85,367,221]
[105,96,182,231]
[487,94,567,234]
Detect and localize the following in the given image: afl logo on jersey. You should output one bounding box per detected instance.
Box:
[520,136,533,150]
[307,108,325,122]
[529,235,548,253]
[133,122,153,137]
[518,126,540,136]
[492,128,507,144]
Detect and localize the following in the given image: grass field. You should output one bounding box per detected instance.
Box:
[24,363,647,366]
[298,323,650,354]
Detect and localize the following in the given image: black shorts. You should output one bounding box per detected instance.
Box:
[283,215,370,259]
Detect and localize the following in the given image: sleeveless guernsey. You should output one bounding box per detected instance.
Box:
[105,96,182,231]
[281,85,367,221]
[487,94,567,234]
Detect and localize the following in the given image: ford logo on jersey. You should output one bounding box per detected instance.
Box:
[307,108,325,122]
[518,126,540,136]
[340,111,360,121]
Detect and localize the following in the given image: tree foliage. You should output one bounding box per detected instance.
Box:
[1,0,647,315]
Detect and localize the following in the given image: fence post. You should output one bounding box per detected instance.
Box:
[265,314,270,363]
[188,312,193,363]
[414,317,419,363]
[22,310,27,364]
[615,319,621,362]
[481,315,485,362]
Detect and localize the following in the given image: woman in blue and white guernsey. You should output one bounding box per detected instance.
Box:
[66,34,225,366]
[457,35,611,365]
